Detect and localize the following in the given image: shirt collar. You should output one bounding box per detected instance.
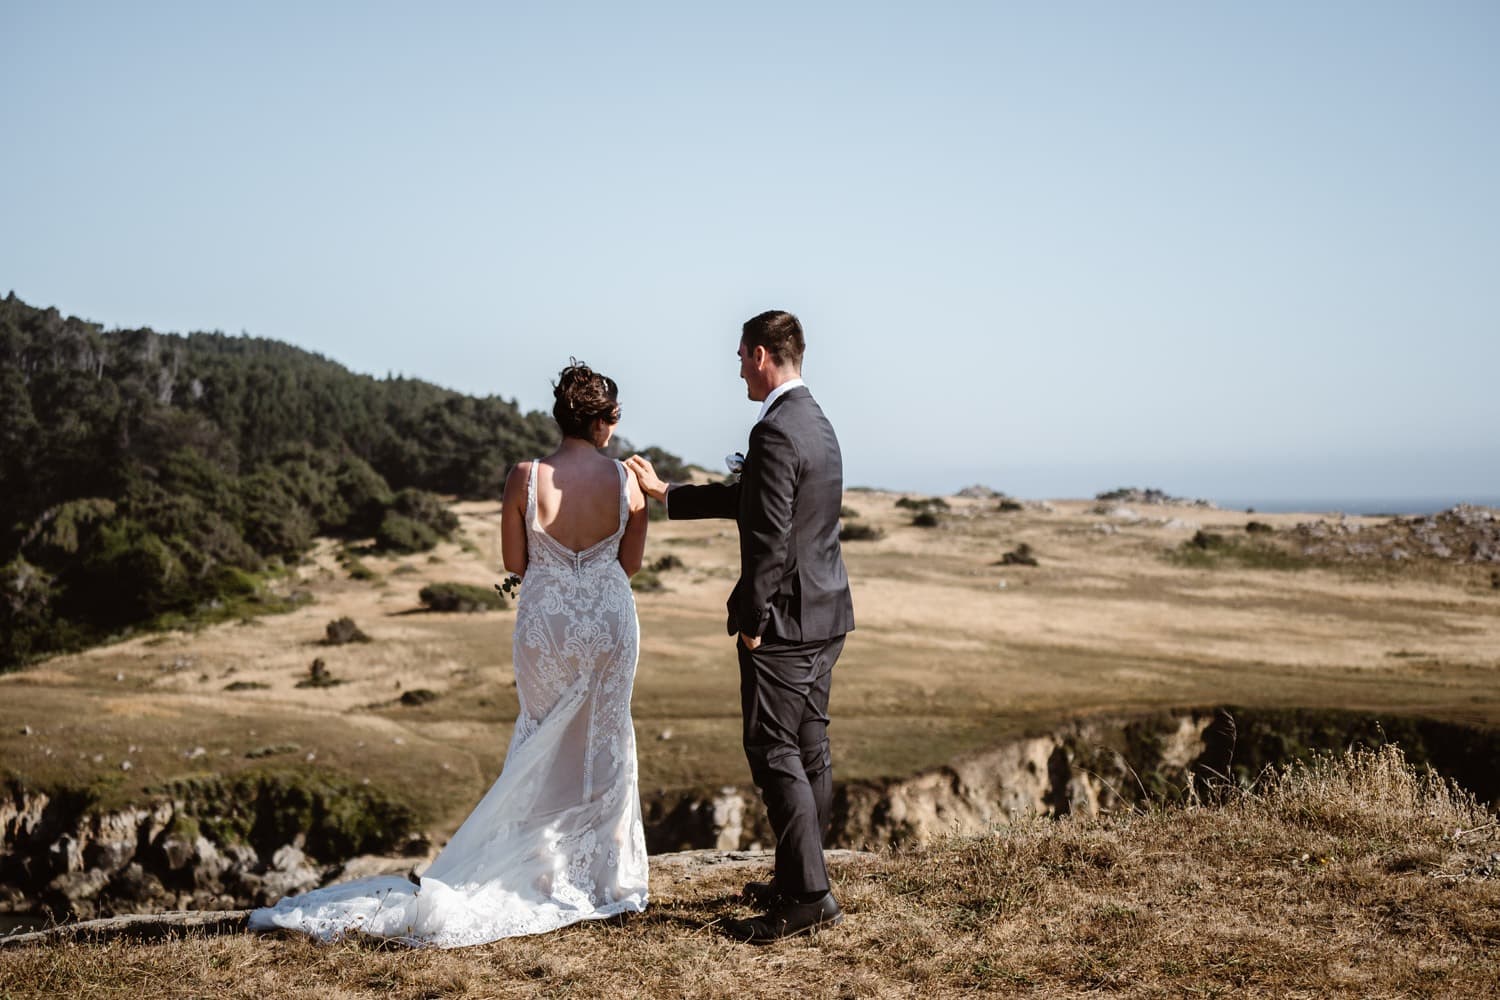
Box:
[756,377,804,422]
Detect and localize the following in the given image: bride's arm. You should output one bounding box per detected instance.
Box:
[501,462,529,577]
[618,468,648,577]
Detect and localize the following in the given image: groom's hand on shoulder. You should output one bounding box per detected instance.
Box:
[625,455,668,501]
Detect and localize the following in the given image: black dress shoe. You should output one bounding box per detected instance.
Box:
[725,892,843,943]
[741,879,784,906]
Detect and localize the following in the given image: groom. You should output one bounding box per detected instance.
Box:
[627,309,855,942]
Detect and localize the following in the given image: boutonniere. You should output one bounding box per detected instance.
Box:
[725,452,745,475]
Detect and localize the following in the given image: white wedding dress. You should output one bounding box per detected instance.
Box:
[249,460,648,947]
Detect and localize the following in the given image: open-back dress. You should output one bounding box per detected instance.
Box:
[249,460,647,946]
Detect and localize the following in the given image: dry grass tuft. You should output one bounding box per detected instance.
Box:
[4,746,1496,998]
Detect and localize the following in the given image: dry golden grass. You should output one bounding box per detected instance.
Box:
[4,747,1496,998]
[3,493,1498,839]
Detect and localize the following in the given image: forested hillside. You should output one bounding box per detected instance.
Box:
[0,293,687,668]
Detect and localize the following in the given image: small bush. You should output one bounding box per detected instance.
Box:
[650,554,685,572]
[631,569,665,593]
[896,496,950,512]
[1246,521,1274,534]
[999,543,1038,566]
[840,522,885,542]
[912,511,941,528]
[390,488,460,536]
[1190,530,1228,550]
[245,743,300,758]
[419,582,507,612]
[323,617,370,645]
[224,680,269,692]
[296,657,342,688]
[1168,532,1313,571]
[840,505,860,518]
[399,688,440,707]
[997,499,1024,513]
[374,512,439,554]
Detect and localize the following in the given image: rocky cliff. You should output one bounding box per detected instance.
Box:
[5,707,1494,925]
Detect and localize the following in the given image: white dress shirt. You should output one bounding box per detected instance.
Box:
[757,377,804,423]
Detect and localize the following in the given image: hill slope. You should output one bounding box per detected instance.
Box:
[0,293,685,668]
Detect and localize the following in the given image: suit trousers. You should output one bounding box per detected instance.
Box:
[737,633,845,897]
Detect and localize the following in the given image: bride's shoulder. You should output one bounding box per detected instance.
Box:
[503,460,534,503]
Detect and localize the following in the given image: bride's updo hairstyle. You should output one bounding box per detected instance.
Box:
[552,359,621,440]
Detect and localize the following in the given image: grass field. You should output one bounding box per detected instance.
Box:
[3,493,1498,838]
[3,747,1495,998]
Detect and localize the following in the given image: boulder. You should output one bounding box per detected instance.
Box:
[104,863,170,909]
[42,868,111,919]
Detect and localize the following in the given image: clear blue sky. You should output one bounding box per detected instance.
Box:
[4,1,1497,506]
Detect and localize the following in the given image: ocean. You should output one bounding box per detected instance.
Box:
[1210,497,1500,517]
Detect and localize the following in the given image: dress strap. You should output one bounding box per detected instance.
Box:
[526,459,539,524]
[615,461,629,533]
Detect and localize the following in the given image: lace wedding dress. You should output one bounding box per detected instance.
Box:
[249,460,648,947]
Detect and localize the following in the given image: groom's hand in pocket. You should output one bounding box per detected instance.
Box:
[739,632,762,651]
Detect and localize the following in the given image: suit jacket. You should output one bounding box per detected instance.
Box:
[667,386,856,642]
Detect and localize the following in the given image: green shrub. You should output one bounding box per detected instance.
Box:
[391,488,459,536]
[239,470,315,559]
[296,657,342,688]
[631,569,665,593]
[324,617,370,645]
[0,558,59,665]
[1167,533,1313,571]
[998,543,1038,566]
[419,582,507,612]
[839,522,885,542]
[156,448,242,523]
[67,518,192,623]
[912,511,941,528]
[896,496,950,512]
[375,512,439,553]
[334,454,394,536]
[342,555,378,581]
[23,498,117,560]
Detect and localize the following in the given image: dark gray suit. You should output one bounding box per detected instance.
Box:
[667,386,855,895]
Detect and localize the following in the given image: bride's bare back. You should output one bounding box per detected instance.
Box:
[535,451,628,551]
[502,444,647,578]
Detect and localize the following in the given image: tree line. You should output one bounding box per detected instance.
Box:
[0,293,689,668]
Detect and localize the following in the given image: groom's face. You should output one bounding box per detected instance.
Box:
[737,339,764,402]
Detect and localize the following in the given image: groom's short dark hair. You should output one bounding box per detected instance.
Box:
[742,310,805,371]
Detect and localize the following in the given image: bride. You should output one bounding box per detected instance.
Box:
[250,361,651,946]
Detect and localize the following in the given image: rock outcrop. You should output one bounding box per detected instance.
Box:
[1293,505,1500,565]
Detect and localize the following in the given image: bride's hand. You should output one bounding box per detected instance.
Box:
[624,455,668,501]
